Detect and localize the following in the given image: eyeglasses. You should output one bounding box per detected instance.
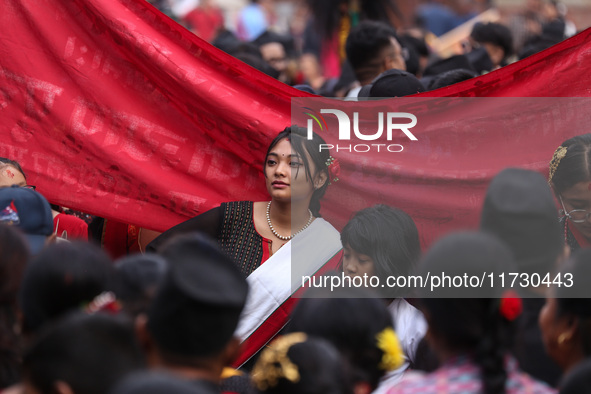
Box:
[23,185,36,191]
[560,195,591,223]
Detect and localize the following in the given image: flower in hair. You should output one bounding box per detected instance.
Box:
[252,333,307,391]
[499,290,522,321]
[84,292,121,314]
[325,156,340,185]
[376,327,404,371]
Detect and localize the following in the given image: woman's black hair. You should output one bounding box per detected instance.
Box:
[265,126,330,217]
[113,253,168,317]
[252,333,353,394]
[340,204,420,298]
[19,241,114,335]
[549,134,591,195]
[555,248,591,357]
[286,287,392,391]
[0,225,29,388]
[418,232,517,394]
[23,312,144,394]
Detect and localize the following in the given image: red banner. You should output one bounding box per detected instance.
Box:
[1,0,591,245]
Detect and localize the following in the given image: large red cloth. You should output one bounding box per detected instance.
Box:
[1,0,591,247]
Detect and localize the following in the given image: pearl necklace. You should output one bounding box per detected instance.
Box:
[266,201,313,240]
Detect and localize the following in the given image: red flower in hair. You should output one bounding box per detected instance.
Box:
[327,157,340,184]
[499,290,522,321]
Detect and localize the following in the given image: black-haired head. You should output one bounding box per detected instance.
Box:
[549,134,591,196]
[147,233,248,361]
[252,332,353,394]
[113,253,168,317]
[418,231,517,394]
[345,21,405,84]
[481,168,562,276]
[341,204,420,298]
[23,312,144,394]
[286,287,393,390]
[470,22,513,66]
[19,241,114,335]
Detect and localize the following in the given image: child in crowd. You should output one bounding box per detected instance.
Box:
[339,204,427,390]
[287,287,405,394]
[389,231,555,394]
[252,332,353,394]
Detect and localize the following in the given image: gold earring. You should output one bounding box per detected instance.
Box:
[558,332,571,345]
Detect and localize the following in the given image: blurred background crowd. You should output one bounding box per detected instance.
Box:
[144,0,591,96]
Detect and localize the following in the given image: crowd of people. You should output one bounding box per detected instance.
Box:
[2,128,591,393]
[1,0,590,393]
[148,0,578,96]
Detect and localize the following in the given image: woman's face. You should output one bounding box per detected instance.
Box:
[342,245,376,279]
[264,138,317,204]
[561,181,591,240]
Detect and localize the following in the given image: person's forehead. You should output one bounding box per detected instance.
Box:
[0,165,26,187]
[562,181,591,198]
[260,42,285,57]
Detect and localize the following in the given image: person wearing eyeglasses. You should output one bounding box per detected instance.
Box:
[549,134,591,251]
[0,157,88,241]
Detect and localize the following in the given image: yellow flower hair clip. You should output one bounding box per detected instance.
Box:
[376,327,404,371]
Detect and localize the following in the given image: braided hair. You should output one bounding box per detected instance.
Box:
[418,232,518,394]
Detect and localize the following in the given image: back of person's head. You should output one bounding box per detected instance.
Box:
[286,287,400,391]
[345,21,403,78]
[252,333,353,394]
[0,186,53,254]
[360,69,425,98]
[559,357,591,394]
[340,204,420,297]
[23,312,144,394]
[429,68,479,90]
[549,134,591,196]
[418,231,518,394]
[470,22,513,64]
[113,253,167,317]
[423,54,475,78]
[19,241,114,335]
[0,224,29,388]
[147,233,248,363]
[480,168,563,276]
[518,34,560,60]
[109,371,200,394]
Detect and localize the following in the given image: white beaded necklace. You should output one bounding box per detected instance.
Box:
[266,201,313,241]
